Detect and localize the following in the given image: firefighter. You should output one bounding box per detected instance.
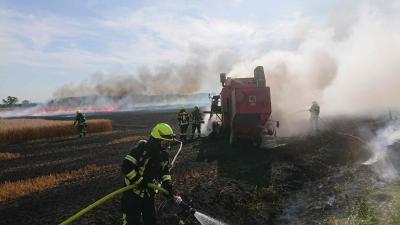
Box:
[73,110,87,137]
[177,108,189,142]
[209,95,219,120]
[309,101,320,132]
[121,123,179,225]
[190,106,203,139]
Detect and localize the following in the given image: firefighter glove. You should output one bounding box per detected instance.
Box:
[162,180,174,198]
[174,196,183,205]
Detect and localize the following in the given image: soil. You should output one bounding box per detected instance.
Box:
[0,111,394,225]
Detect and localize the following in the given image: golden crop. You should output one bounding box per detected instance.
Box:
[0,164,99,202]
[0,119,112,144]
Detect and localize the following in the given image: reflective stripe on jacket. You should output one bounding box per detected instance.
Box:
[177,111,189,125]
[75,113,86,125]
[121,140,172,198]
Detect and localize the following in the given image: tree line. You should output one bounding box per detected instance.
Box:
[1,96,35,107]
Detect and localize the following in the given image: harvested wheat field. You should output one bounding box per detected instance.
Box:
[0,119,112,144]
[1,110,400,225]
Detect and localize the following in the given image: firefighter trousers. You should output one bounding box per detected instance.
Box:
[191,124,201,138]
[121,193,156,225]
[179,124,189,141]
[77,124,86,137]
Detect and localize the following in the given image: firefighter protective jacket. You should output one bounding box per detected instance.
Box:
[310,104,320,116]
[121,140,172,198]
[74,113,86,125]
[177,110,189,126]
[190,110,203,125]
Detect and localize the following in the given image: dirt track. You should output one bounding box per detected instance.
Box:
[0,111,392,225]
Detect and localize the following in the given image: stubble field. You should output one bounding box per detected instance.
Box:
[0,110,399,225]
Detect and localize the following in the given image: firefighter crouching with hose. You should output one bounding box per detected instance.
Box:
[121,123,185,225]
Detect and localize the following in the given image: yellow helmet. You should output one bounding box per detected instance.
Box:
[150,123,175,141]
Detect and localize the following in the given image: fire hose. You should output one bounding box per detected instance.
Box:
[59,183,194,225]
[171,140,183,167]
[59,183,166,225]
[59,140,189,225]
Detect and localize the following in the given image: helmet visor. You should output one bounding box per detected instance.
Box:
[160,134,176,140]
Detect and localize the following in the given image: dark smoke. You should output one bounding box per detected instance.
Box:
[54,62,206,98]
[53,46,242,101]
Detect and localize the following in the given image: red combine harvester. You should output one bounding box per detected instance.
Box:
[207,66,279,147]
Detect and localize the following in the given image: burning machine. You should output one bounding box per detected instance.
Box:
[208,66,278,146]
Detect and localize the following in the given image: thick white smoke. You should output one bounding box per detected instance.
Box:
[5,1,400,125]
[363,120,400,181]
[226,1,400,135]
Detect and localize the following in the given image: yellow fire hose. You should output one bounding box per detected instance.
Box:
[59,183,169,225]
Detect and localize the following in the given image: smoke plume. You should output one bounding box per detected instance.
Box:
[8,1,399,124]
[363,120,400,181]
[53,37,243,99]
[227,1,400,135]
[53,62,206,98]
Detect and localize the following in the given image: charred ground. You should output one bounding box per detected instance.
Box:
[0,111,397,225]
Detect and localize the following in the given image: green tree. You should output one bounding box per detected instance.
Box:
[2,96,19,105]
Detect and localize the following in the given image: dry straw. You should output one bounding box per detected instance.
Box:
[0,119,112,144]
[0,152,21,160]
[0,164,99,202]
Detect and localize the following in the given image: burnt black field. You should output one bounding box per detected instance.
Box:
[0,110,395,225]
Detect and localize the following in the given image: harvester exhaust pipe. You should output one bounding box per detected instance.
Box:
[254,66,266,87]
[220,73,226,86]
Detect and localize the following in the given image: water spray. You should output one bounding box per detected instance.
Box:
[294,109,310,114]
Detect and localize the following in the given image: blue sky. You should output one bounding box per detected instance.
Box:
[0,0,342,102]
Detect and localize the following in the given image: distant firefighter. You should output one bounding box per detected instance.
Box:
[74,110,87,137]
[210,95,220,120]
[190,106,203,139]
[177,107,189,142]
[309,101,320,132]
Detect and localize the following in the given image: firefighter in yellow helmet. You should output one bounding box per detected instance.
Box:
[177,107,189,142]
[121,123,179,225]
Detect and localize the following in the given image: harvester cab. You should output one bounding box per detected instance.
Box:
[206,66,279,147]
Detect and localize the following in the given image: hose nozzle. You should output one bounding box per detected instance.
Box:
[179,201,196,215]
[175,196,196,215]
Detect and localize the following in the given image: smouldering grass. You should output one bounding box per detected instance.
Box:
[320,197,378,225]
[321,184,400,225]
